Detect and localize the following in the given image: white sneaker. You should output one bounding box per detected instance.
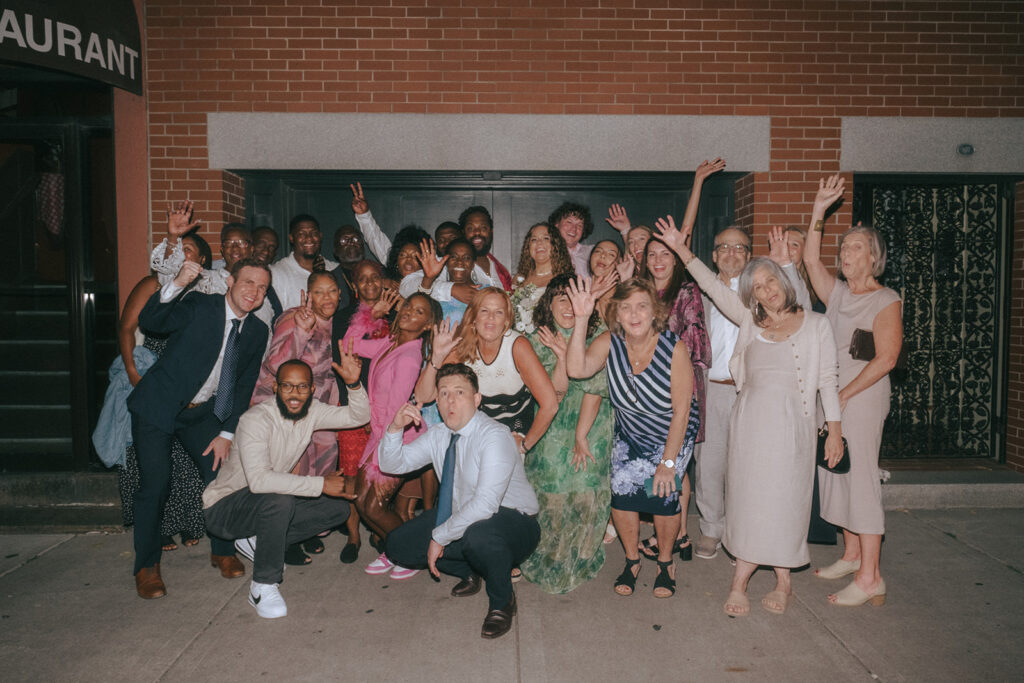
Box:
[235,536,257,563]
[390,565,420,580]
[248,581,287,619]
[364,553,395,575]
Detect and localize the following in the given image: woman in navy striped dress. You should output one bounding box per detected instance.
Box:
[566,277,699,599]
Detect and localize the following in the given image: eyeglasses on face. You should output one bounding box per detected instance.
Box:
[223,239,251,248]
[278,382,311,393]
[713,244,750,254]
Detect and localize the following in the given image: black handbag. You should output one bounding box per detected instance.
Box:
[817,425,850,474]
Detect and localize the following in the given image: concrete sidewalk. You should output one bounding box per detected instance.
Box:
[1,508,1022,682]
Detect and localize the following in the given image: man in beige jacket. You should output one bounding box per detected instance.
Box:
[203,355,369,618]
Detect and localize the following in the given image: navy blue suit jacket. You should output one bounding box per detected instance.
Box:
[128,291,268,434]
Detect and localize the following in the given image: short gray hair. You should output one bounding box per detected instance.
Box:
[738,258,800,327]
[838,226,887,279]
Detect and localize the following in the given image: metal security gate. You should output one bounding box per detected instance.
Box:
[853,178,1013,461]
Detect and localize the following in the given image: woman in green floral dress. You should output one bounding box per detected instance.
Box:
[521,274,613,593]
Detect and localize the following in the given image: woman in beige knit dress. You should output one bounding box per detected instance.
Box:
[655,217,845,616]
[803,175,904,608]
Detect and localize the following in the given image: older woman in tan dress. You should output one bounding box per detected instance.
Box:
[803,175,904,608]
[656,217,844,616]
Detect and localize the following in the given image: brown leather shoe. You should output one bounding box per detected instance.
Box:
[480,594,516,639]
[211,554,245,579]
[135,564,166,599]
[451,573,482,597]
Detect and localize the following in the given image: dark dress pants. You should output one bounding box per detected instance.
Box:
[386,507,541,609]
[130,403,235,574]
[204,488,351,585]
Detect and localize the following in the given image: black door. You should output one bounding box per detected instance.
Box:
[0,121,117,470]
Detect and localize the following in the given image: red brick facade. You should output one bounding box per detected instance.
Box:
[136,1,1023,465]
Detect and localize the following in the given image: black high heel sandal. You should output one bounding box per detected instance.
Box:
[614,557,641,596]
[653,559,676,598]
[678,535,692,562]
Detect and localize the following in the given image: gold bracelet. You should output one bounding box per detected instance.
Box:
[813,219,825,233]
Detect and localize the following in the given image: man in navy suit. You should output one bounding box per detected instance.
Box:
[128,257,271,599]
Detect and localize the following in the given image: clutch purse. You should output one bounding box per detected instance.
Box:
[817,425,850,474]
[644,471,682,498]
[849,328,876,362]
[849,328,908,370]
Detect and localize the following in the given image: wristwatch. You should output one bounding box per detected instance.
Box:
[661,458,675,469]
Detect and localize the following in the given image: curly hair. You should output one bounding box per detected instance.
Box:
[457,205,493,232]
[452,287,512,363]
[605,278,667,338]
[388,292,443,361]
[385,224,431,280]
[548,201,595,241]
[513,222,575,284]
[532,273,601,339]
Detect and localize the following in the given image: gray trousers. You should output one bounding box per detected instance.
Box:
[204,488,350,585]
[694,381,737,540]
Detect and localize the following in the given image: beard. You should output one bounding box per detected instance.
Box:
[276,392,314,421]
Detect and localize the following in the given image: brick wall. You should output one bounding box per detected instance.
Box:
[1007,180,1024,473]
[139,1,1023,460]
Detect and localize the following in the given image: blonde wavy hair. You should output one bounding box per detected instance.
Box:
[452,287,513,362]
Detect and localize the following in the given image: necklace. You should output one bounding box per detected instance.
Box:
[625,334,657,368]
[534,269,552,277]
[764,312,791,340]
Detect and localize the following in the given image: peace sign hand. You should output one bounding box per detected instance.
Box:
[350,182,368,215]
[295,289,317,331]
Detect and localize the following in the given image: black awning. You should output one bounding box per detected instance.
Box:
[0,0,142,95]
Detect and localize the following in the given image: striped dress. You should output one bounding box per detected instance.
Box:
[607,330,700,515]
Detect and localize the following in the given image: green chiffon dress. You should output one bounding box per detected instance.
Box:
[520,328,613,594]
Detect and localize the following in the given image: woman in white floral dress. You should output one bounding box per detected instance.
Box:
[511,221,574,334]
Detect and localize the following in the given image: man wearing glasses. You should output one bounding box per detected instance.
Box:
[693,227,751,560]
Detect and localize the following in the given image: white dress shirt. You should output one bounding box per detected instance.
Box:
[354,210,393,264]
[398,264,500,300]
[707,275,741,382]
[378,412,538,546]
[269,252,339,311]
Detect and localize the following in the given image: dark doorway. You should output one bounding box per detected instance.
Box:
[853,176,1014,462]
[240,170,739,269]
[0,71,118,470]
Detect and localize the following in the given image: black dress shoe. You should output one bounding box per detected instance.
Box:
[481,594,516,639]
[451,573,482,597]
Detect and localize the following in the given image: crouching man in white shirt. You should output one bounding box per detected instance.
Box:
[379,363,539,639]
[202,354,369,618]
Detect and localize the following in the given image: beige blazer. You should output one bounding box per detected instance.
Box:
[686,258,841,422]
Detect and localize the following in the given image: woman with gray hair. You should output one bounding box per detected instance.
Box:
[803,175,903,608]
[654,216,844,617]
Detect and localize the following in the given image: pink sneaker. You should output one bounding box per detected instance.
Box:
[390,565,420,580]
[364,553,394,575]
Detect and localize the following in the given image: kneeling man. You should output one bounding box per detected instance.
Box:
[203,355,369,618]
[380,363,539,639]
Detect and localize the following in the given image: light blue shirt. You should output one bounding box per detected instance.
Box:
[378,412,538,546]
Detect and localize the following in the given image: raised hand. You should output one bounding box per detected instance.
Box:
[653,215,693,260]
[430,317,462,366]
[813,174,845,215]
[614,252,636,282]
[166,199,200,237]
[387,401,423,434]
[295,289,316,331]
[172,260,203,288]
[694,157,726,183]
[350,182,368,215]
[566,276,596,319]
[767,226,792,266]
[371,287,401,320]
[332,338,363,385]
[604,203,631,235]
[537,326,568,361]
[417,238,447,280]
[591,267,620,300]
